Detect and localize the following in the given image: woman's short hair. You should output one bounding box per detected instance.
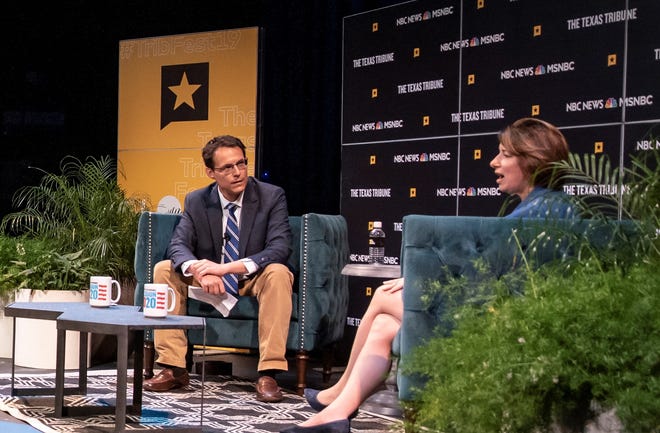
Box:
[498,117,569,188]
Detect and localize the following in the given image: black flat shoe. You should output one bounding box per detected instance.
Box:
[303,388,327,411]
[280,419,349,433]
[303,388,359,419]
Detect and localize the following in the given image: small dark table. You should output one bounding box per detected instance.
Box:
[5,301,98,397]
[5,302,206,433]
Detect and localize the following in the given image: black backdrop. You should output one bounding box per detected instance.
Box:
[342,0,660,263]
[339,0,660,357]
[0,0,402,219]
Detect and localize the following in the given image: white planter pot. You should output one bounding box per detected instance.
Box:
[0,295,14,358]
[13,288,90,369]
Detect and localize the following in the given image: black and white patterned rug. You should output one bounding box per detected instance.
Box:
[0,371,400,433]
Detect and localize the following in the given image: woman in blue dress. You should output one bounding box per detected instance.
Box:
[280,118,576,433]
[492,117,576,219]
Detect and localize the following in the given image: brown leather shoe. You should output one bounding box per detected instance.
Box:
[255,376,283,402]
[143,368,189,392]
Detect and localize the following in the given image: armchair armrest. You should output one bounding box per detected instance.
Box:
[396,215,531,400]
[133,211,182,307]
[296,213,350,350]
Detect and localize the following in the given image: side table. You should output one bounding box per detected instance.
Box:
[54,306,206,432]
[340,263,403,418]
[5,302,206,433]
[341,263,401,279]
[5,301,98,397]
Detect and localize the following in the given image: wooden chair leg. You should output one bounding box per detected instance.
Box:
[321,346,335,384]
[295,350,309,395]
[143,341,155,379]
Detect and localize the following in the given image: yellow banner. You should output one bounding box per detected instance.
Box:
[118,27,259,212]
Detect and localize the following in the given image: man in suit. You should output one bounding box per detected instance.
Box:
[143,135,294,403]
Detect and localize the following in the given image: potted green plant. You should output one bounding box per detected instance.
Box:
[0,211,101,359]
[1,155,149,289]
[0,234,33,358]
[401,144,659,433]
[0,155,149,367]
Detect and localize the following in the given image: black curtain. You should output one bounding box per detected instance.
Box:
[0,0,402,218]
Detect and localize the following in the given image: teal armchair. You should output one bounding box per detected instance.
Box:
[134,211,350,394]
[393,215,635,402]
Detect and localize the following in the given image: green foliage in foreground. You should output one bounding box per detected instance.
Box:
[403,256,659,433]
[403,144,660,433]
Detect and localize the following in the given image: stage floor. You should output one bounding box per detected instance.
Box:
[0,350,403,429]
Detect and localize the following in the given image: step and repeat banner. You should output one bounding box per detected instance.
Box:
[340,0,660,346]
[118,27,260,213]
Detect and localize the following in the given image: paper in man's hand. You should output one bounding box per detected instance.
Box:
[188,285,238,317]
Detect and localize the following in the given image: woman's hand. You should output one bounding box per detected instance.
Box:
[380,277,404,293]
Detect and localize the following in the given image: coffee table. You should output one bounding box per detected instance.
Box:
[5,302,206,433]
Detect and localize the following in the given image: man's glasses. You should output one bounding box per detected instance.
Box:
[213,158,248,175]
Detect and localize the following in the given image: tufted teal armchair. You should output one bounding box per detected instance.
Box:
[393,215,636,402]
[133,211,350,394]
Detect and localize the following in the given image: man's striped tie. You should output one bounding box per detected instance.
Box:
[222,203,240,295]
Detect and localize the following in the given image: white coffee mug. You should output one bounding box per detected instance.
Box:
[143,283,176,318]
[89,276,122,307]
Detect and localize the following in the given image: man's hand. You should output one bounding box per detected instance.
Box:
[198,274,227,295]
[189,258,247,295]
[189,260,228,295]
[189,259,223,279]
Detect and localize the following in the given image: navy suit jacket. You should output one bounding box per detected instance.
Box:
[167,177,292,273]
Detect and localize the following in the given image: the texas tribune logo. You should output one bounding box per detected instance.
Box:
[160,63,209,129]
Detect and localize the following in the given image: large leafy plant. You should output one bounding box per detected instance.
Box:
[0,236,96,294]
[0,155,149,293]
[402,138,660,433]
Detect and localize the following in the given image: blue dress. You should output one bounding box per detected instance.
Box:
[505,187,577,219]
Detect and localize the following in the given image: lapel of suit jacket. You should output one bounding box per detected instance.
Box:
[204,184,225,257]
[239,177,259,257]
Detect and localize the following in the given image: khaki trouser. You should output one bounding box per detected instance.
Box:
[152,260,293,372]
